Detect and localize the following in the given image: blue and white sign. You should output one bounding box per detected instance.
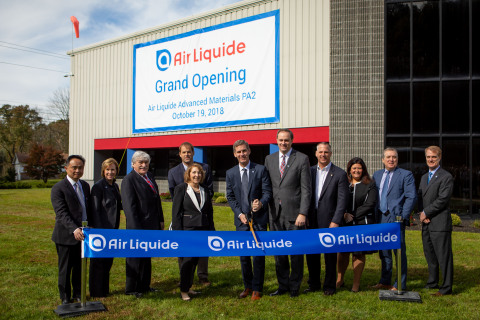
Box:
[83,223,401,258]
[132,10,279,133]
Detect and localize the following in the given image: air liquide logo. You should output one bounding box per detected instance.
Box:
[89,234,106,252]
[318,233,336,248]
[156,49,172,71]
[208,236,225,251]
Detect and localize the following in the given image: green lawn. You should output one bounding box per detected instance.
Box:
[1,188,479,319]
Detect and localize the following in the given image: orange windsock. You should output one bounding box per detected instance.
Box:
[70,16,79,38]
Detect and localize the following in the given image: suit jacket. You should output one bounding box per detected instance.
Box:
[307,163,349,228]
[347,180,377,225]
[51,178,91,246]
[264,149,311,222]
[90,178,122,229]
[417,167,454,232]
[373,167,417,224]
[225,162,272,228]
[171,183,214,230]
[168,162,213,198]
[121,170,164,230]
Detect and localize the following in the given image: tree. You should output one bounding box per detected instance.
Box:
[0,104,42,165]
[48,87,70,121]
[24,143,64,183]
[33,120,69,153]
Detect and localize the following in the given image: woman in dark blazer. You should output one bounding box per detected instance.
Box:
[89,158,122,297]
[336,157,377,292]
[172,163,215,301]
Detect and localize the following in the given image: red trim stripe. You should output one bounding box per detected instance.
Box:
[94,126,329,150]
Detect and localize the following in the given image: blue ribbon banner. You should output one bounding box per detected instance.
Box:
[82,223,401,258]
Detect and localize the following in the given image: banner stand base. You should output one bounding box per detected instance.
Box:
[379,290,422,303]
[54,301,106,318]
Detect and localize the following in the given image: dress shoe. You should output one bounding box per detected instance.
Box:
[148,287,159,292]
[424,285,439,289]
[269,289,288,296]
[199,279,211,286]
[188,290,201,295]
[239,288,252,299]
[371,283,393,290]
[390,287,398,292]
[73,297,81,303]
[290,290,299,297]
[303,287,320,294]
[251,291,261,301]
[323,290,336,296]
[61,299,71,305]
[431,291,444,297]
[180,292,191,301]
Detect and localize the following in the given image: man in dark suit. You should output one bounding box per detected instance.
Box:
[418,146,454,296]
[226,140,272,301]
[167,142,213,285]
[121,150,164,298]
[372,147,417,291]
[51,154,90,305]
[264,129,311,298]
[305,142,349,295]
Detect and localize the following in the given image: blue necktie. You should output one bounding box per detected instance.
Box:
[428,172,433,184]
[379,171,390,213]
[241,168,250,214]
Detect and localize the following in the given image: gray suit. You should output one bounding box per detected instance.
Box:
[265,149,311,292]
[418,167,454,294]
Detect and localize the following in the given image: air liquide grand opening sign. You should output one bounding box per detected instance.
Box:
[133,10,279,133]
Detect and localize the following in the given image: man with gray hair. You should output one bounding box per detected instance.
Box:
[121,150,164,298]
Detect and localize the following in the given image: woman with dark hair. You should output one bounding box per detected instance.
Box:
[89,158,122,297]
[172,163,215,301]
[336,157,377,292]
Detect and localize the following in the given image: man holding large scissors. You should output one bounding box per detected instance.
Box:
[226,140,272,301]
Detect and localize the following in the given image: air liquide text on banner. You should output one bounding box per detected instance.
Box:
[133,10,280,133]
[83,223,401,258]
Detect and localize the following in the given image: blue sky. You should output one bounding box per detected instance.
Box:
[0,0,242,122]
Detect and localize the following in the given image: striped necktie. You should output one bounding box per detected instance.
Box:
[280,155,286,178]
[143,175,157,194]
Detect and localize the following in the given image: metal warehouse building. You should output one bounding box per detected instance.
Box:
[68,0,480,215]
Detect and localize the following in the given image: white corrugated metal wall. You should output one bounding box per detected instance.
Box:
[69,0,330,180]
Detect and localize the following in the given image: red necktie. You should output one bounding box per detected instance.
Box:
[143,175,157,194]
[280,155,286,178]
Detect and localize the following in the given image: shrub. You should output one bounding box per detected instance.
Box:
[215,196,228,204]
[451,213,461,226]
[45,181,56,188]
[15,182,32,189]
[473,220,480,229]
[213,192,225,201]
[0,182,16,189]
[36,182,47,188]
[160,192,171,200]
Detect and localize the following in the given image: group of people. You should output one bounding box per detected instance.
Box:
[51,129,454,305]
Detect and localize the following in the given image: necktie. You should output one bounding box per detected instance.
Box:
[280,155,286,178]
[379,171,390,214]
[74,182,87,221]
[143,175,157,194]
[241,168,250,214]
[428,172,433,184]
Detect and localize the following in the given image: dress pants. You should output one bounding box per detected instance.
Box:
[177,257,209,282]
[125,258,151,294]
[422,226,453,294]
[379,227,407,290]
[305,252,337,292]
[180,256,200,292]
[270,207,304,292]
[56,243,81,301]
[238,223,266,292]
[89,258,114,297]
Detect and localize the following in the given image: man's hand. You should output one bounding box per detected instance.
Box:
[239,213,248,224]
[329,222,339,228]
[295,214,306,227]
[252,199,262,212]
[73,228,84,241]
[343,213,354,223]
